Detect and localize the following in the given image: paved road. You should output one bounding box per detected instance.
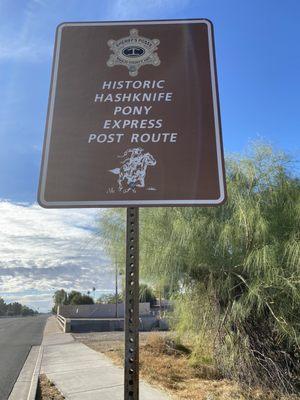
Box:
[0,315,48,400]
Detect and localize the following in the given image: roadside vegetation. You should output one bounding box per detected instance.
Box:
[36,374,64,400]
[97,283,157,305]
[0,297,38,316]
[85,332,298,400]
[52,289,94,313]
[52,283,156,310]
[99,143,300,398]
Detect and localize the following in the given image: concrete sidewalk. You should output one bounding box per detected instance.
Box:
[41,317,171,399]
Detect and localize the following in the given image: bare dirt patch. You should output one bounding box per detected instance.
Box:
[81,332,299,400]
[36,374,65,400]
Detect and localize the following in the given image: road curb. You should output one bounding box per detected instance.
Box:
[27,345,43,400]
[8,345,44,400]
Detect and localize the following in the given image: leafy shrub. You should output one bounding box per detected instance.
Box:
[99,143,300,393]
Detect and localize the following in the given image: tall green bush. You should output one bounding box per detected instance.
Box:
[99,143,300,393]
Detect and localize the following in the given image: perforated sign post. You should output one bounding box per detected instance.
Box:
[38,19,226,400]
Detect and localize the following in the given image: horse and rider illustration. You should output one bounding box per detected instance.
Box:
[109,147,157,193]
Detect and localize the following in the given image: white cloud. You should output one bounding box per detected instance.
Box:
[110,0,190,19]
[0,201,115,311]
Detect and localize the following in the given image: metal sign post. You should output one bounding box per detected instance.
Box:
[124,207,139,399]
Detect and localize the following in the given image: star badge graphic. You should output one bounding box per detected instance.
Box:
[107,29,161,77]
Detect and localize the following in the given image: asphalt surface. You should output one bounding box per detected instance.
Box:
[0,315,48,400]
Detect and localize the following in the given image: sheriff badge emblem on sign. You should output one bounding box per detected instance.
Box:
[107,29,161,76]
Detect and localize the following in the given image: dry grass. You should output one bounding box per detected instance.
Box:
[36,374,65,400]
[83,333,299,400]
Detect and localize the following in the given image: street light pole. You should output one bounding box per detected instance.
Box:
[115,260,118,318]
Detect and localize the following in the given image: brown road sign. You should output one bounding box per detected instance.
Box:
[38,19,226,208]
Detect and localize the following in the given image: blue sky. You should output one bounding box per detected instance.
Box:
[0,0,299,311]
[0,0,299,202]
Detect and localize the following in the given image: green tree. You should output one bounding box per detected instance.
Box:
[52,290,94,310]
[21,305,35,316]
[79,294,94,305]
[0,299,36,317]
[67,290,82,304]
[99,209,126,271]
[68,291,94,305]
[53,289,68,305]
[99,143,300,393]
[97,285,156,305]
[97,293,123,304]
[6,302,22,316]
[0,297,7,316]
[52,289,68,313]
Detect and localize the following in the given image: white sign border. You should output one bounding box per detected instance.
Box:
[38,19,226,208]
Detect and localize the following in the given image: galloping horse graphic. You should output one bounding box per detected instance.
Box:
[109,148,157,193]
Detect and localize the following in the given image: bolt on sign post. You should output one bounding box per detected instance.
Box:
[38,19,226,400]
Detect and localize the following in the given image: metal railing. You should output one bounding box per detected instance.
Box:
[56,314,71,332]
